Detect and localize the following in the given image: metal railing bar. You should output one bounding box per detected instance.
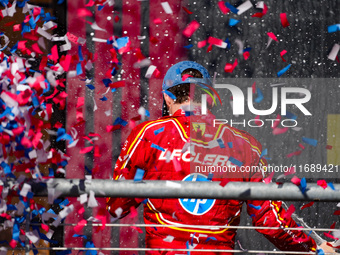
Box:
[27,178,340,201]
[11,247,316,254]
[26,222,339,232]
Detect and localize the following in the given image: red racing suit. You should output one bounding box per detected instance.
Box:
[107,109,317,254]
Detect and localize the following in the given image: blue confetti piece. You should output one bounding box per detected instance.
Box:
[114,117,128,126]
[59,199,69,209]
[163,90,177,100]
[248,204,262,210]
[283,111,297,120]
[151,143,165,152]
[154,127,165,135]
[254,88,264,103]
[12,222,20,241]
[85,241,97,255]
[205,236,217,242]
[111,88,116,93]
[1,161,11,175]
[99,96,107,101]
[228,157,243,167]
[225,2,238,13]
[98,5,104,11]
[78,45,84,61]
[317,249,325,255]
[327,24,340,33]
[243,47,251,52]
[302,136,318,147]
[116,37,129,50]
[145,109,150,117]
[7,204,17,210]
[207,172,214,180]
[185,111,195,116]
[73,234,87,239]
[186,241,190,255]
[277,64,291,77]
[86,84,95,90]
[134,168,145,182]
[225,38,231,49]
[190,232,196,245]
[76,62,83,75]
[227,142,233,148]
[85,166,92,174]
[217,138,225,148]
[300,177,307,194]
[111,67,116,76]
[328,182,335,190]
[56,251,72,255]
[102,79,112,87]
[57,0,65,4]
[260,148,267,158]
[184,44,193,49]
[229,18,240,26]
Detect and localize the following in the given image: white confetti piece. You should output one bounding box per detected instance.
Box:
[91,22,107,32]
[79,193,88,204]
[37,27,52,40]
[19,183,31,197]
[26,230,40,244]
[166,181,181,188]
[163,235,175,242]
[328,43,340,61]
[88,190,99,207]
[145,65,157,78]
[59,204,74,219]
[161,2,173,14]
[237,0,253,15]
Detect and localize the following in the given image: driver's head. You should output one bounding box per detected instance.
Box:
[162,61,212,116]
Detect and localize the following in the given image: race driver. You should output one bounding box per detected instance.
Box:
[107,61,336,254]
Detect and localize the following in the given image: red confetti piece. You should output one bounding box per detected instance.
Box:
[326,145,333,150]
[284,204,295,219]
[218,1,230,14]
[219,178,230,187]
[243,51,250,60]
[77,8,93,17]
[207,36,224,47]
[323,232,338,240]
[94,145,101,157]
[300,201,314,210]
[291,176,301,186]
[280,50,287,62]
[182,74,193,81]
[264,172,275,184]
[286,150,302,158]
[333,210,340,215]
[182,20,200,38]
[197,40,207,48]
[267,32,278,42]
[317,179,328,189]
[13,24,21,31]
[76,97,85,108]
[153,18,162,24]
[106,125,121,132]
[280,13,290,28]
[41,224,49,232]
[224,59,238,73]
[254,115,263,126]
[182,6,193,14]
[51,45,59,63]
[80,146,93,154]
[272,127,289,135]
[129,206,138,218]
[252,82,256,93]
[298,143,305,150]
[207,44,213,52]
[9,239,17,249]
[109,80,125,88]
[74,219,87,234]
[31,43,43,54]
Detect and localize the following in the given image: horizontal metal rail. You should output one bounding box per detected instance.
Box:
[28,222,338,232]
[29,178,340,201]
[11,247,316,254]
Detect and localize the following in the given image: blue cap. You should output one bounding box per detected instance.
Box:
[162,61,212,91]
